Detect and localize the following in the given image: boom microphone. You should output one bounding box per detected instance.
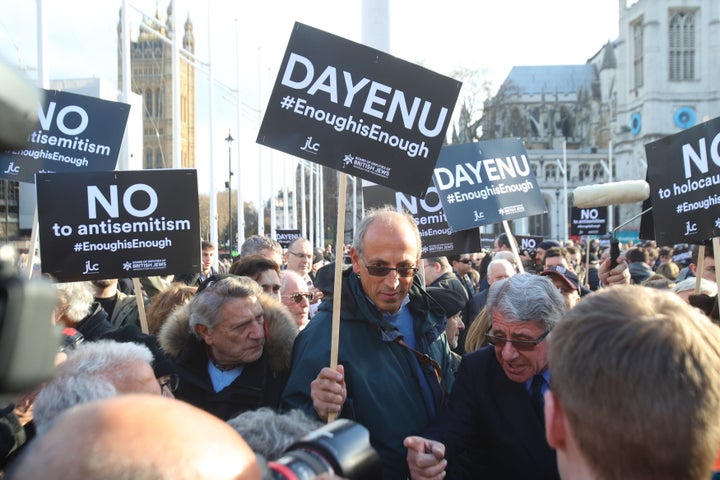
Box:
[572,180,650,208]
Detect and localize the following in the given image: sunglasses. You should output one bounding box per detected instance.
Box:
[484,330,551,351]
[458,259,473,264]
[363,263,418,278]
[283,292,314,304]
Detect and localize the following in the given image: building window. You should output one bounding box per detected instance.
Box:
[632,19,643,89]
[144,89,153,118]
[669,11,695,81]
[545,163,557,180]
[578,164,591,181]
[531,163,539,179]
[592,163,605,181]
[156,88,163,118]
[145,148,153,169]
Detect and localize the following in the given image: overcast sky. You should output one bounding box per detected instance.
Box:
[0,0,619,199]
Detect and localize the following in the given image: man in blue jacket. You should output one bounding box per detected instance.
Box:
[282,207,455,479]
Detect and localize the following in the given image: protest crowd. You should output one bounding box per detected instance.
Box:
[2,210,720,480]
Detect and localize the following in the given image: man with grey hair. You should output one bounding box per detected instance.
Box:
[406,273,565,479]
[240,234,284,267]
[33,340,162,434]
[282,207,454,479]
[158,275,297,420]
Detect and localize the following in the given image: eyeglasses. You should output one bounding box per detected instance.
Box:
[283,292,314,304]
[484,330,551,351]
[288,251,313,260]
[363,262,418,278]
[458,259,473,264]
[158,373,179,395]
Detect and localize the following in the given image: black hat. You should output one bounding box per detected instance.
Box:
[427,286,466,317]
[538,240,561,251]
[540,265,579,292]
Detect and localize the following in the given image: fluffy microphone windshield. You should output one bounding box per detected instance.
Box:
[572,180,650,208]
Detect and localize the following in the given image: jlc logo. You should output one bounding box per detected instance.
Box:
[301,136,319,154]
[82,260,100,274]
[3,162,19,175]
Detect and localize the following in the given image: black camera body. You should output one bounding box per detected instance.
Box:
[262,419,381,480]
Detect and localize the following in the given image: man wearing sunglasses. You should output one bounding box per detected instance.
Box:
[280,270,313,329]
[282,207,454,479]
[406,273,565,480]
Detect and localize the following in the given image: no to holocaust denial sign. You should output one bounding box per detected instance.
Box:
[645,116,720,245]
[362,182,481,258]
[36,170,200,282]
[570,206,608,237]
[0,89,130,183]
[257,22,461,197]
[433,140,546,231]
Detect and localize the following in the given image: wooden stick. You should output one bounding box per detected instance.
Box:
[714,238,720,299]
[695,246,705,295]
[25,208,39,279]
[132,277,150,334]
[502,220,525,273]
[327,172,347,423]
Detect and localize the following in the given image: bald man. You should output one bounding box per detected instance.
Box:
[9,394,261,480]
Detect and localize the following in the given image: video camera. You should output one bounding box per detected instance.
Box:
[259,419,381,480]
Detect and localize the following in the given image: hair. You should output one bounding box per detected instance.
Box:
[425,256,450,270]
[352,207,421,260]
[655,261,680,280]
[227,407,322,460]
[188,275,263,334]
[495,233,510,249]
[463,307,489,352]
[659,246,674,259]
[542,247,570,267]
[55,281,94,324]
[672,277,718,296]
[640,273,675,290]
[229,254,280,279]
[549,286,720,480]
[280,269,307,292]
[240,235,282,258]
[33,340,155,434]
[492,250,516,266]
[486,258,516,282]
[625,246,649,264]
[201,241,216,251]
[486,273,565,331]
[146,283,198,335]
[287,237,312,252]
[691,242,714,265]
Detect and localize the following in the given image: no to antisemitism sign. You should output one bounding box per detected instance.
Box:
[36,170,200,282]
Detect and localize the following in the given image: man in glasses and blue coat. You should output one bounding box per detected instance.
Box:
[406,272,566,480]
[282,207,455,479]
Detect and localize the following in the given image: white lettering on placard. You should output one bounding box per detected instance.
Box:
[682,131,720,178]
[397,186,443,214]
[433,155,531,190]
[38,102,89,136]
[280,53,449,138]
[580,209,600,220]
[87,184,158,219]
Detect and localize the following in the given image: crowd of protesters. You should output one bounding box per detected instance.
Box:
[2,218,720,480]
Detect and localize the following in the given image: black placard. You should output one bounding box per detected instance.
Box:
[570,206,608,236]
[275,229,303,249]
[257,22,461,197]
[36,170,200,282]
[432,140,546,231]
[362,182,481,258]
[645,116,720,245]
[0,89,130,183]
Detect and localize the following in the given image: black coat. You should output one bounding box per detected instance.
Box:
[423,346,559,480]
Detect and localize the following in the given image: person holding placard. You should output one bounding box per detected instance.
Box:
[282,207,454,479]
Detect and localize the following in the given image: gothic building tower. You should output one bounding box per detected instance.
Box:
[117,3,196,169]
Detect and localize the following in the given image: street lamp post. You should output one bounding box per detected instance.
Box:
[225,130,234,255]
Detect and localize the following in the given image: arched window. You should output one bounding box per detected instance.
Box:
[578,164,591,181]
[545,163,557,180]
[592,163,605,181]
[669,11,695,81]
[156,88,163,118]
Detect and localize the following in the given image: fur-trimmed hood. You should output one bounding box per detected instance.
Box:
[158,293,298,374]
